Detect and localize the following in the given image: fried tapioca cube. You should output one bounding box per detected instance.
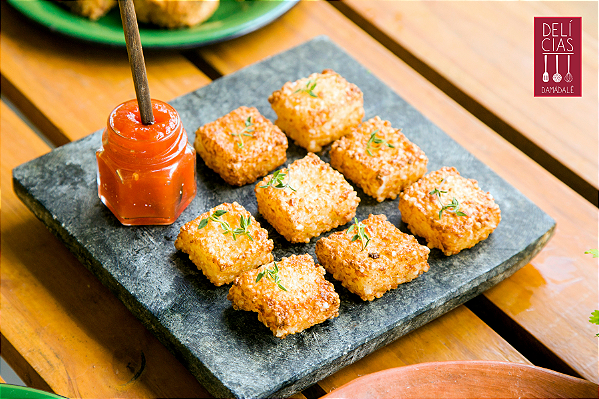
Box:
[134,0,220,28]
[227,254,340,338]
[330,116,428,202]
[56,0,116,20]
[255,153,360,243]
[315,214,430,301]
[398,167,501,256]
[268,69,364,152]
[175,202,273,286]
[194,106,288,186]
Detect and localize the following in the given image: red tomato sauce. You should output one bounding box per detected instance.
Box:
[96,99,196,225]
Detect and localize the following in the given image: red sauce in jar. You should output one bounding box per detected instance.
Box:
[96,99,196,225]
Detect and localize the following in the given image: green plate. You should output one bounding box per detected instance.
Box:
[7,0,298,49]
[0,384,65,399]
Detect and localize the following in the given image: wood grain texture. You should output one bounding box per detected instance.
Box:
[195,0,598,383]
[0,1,209,145]
[1,102,210,398]
[317,306,530,394]
[340,0,598,192]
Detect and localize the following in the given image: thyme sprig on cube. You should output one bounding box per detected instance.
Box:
[295,78,318,98]
[366,129,395,156]
[256,262,288,291]
[231,116,255,149]
[197,210,253,241]
[347,217,370,251]
[259,169,296,192]
[429,178,467,219]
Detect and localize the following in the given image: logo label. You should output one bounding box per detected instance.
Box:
[534,17,582,97]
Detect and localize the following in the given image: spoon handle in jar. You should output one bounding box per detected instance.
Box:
[119,0,154,125]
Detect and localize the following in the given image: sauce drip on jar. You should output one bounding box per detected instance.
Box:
[96,99,196,225]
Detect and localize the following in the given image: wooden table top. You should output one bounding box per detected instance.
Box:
[1,1,596,398]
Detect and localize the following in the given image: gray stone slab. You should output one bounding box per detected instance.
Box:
[13,36,555,398]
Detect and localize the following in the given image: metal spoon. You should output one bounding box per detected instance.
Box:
[564,54,573,82]
[543,54,549,82]
[553,54,562,83]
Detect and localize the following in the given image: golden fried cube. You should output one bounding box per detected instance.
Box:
[268,69,364,152]
[398,167,501,256]
[227,254,340,338]
[330,116,428,202]
[56,0,116,20]
[175,202,273,286]
[255,153,360,243]
[135,0,219,28]
[315,214,430,301]
[194,106,288,186]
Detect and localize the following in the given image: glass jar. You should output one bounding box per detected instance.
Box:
[96,99,196,226]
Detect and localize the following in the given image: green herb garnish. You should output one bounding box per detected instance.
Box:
[366,129,394,156]
[347,217,370,251]
[256,262,287,291]
[590,310,599,337]
[231,116,255,149]
[198,210,253,241]
[259,169,296,192]
[233,215,253,241]
[295,78,318,97]
[429,178,467,219]
[585,249,599,258]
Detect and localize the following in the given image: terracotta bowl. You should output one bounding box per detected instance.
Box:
[321,361,598,398]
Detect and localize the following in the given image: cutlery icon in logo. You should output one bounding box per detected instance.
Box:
[564,54,573,83]
[553,54,562,82]
[543,54,549,82]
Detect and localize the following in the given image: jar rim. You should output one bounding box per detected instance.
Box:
[108,99,181,143]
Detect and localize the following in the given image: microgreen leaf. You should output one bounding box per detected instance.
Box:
[430,178,467,219]
[232,215,253,241]
[585,249,599,258]
[231,116,255,149]
[590,310,599,337]
[255,262,287,291]
[365,129,394,156]
[259,169,296,192]
[295,78,318,97]
[197,210,253,241]
[197,218,209,229]
[346,217,370,251]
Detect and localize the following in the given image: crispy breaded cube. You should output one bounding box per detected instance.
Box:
[315,214,430,301]
[175,202,273,286]
[227,254,340,338]
[330,116,428,202]
[194,106,288,186]
[255,153,360,243]
[398,167,501,256]
[134,0,219,28]
[268,69,364,152]
[56,0,116,20]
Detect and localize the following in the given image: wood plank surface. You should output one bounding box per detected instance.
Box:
[195,0,598,383]
[338,0,598,198]
[0,1,210,146]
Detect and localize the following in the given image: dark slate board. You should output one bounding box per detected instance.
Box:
[13,36,555,398]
